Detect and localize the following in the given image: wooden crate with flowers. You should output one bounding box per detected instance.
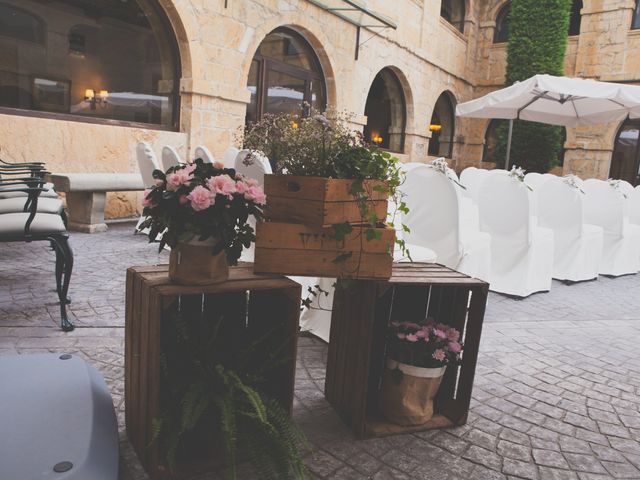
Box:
[325,263,489,438]
[244,111,406,280]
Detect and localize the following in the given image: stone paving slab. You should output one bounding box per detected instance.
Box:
[2,223,640,479]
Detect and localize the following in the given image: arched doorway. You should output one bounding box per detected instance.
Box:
[429,92,456,158]
[494,2,511,43]
[363,68,407,153]
[610,120,640,186]
[441,0,465,33]
[245,27,326,124]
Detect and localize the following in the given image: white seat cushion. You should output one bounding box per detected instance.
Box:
[0,197,63,215]
[0,212,66,237]
[0,183,58,199]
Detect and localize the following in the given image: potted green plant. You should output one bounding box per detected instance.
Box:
[138,159,266,285]
[380,319,463,426]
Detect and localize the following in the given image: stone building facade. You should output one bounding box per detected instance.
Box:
[0,0,639,218]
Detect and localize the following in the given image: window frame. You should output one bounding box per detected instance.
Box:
[248,28,326,123]
[0,3,45,45]
[440,0,466,34]
[494,3,511,44]
[610,119,640,186]
[632,0,640,30]
[0,0,182,131]
[568,0,583,36]
[428,92,456,159]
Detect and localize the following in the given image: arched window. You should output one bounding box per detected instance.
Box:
[428,92,455,158]
[568,0,582,36]
[0,3,44,44]
[441,0,465,33]
[633,0,640,30]
[494,3,510,44]
[0,0,180,129]
[363,68,407,153]
[246,28,326,124]
[610,120,640,186]
[482,119,507,164]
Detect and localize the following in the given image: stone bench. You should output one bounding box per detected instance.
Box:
[46,173,143,233]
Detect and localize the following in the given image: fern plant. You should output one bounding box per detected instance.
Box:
[152,304,309,479]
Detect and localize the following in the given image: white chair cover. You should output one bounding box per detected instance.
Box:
[400,164,491,281]
[223,147,240,168]
[135,142,161,233]
[537,176,603,282]
[136,141,160,188]
[459,167,490,205]
[629,186,640,226]
[234,150,272,187]
[583,179,640,276]
[194,145,215,164]
[478,173,554,297]
[161,146,182,171]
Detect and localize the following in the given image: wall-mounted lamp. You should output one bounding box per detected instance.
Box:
[429,124,442,133]
[372,134,383,145]
[84,89,108,110]
[291,121,299,129]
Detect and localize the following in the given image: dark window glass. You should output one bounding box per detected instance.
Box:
[633,0,640,29]
[568,0,582,36]
[494,3,510,43]
[429,93,455,158]
[482,119,507,164]
[0,0,180,128]
[440,0,465,33]
[246,28,326,123]
[610,120,640,186]
[363,69,406,153]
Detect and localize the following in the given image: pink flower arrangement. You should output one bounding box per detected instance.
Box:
[387,318,463,368]
[138,159,266,265]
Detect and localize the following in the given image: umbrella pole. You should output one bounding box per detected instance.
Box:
[505,118,513,170]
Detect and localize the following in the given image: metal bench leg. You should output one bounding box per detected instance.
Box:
[50,235,74,332]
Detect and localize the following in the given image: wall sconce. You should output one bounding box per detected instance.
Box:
[372,134,383,145]
[291,121,299,129]
[84,89,108,110]
[429,124,442,133]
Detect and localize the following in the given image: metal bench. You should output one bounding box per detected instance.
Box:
[46,173,144,233]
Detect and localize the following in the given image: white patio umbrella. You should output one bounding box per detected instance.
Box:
[456,74,640,168]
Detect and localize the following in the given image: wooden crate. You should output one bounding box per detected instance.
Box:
[254,221,395,279]
[325,263,488,438]
[264,174,388,227]
[125,265,301,479]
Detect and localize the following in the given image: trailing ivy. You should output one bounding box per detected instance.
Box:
[495,0,572,172]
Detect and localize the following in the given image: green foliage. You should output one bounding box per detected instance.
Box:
[153,307,309,479]
[498,0,572,172]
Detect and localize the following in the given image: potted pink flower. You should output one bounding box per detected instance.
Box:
[379,319,463,426]
[139,159,266,285]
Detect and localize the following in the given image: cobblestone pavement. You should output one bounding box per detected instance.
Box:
[2,223,640,479]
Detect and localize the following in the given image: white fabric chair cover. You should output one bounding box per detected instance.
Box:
[478,173,554,297]
[537,176,603,282]
[629,186,640,226]
[161,146,182,171]
[135,142,161,233]
[194,146,215,164]
[234,150,272,187]
[223,147,240,168]
[400,164,491,281]
[0,212,66,237]
[583,179,640,276]
[459,167,491,205]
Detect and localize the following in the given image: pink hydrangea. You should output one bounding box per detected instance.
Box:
[432,349,446,361]
[415,329,429,338]
[208,174,236,198]
[235,180,248,195]
[406,334,418,343]
[142,189,155,208]
[433,329,447,339]
[448,341,461,353]
[245,185,267,205]
[397,333,406,340]
[166,165,195,191]
[178,194,189,206]
[447,328,460,342]
[246,178,259,187]
[187,185,213,211]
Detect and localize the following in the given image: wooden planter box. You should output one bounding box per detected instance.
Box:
[254,221,395,279]
[264,174,389,227]
[125,265,301,479]
[325,263,489,438]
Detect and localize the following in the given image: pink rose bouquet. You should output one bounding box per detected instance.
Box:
[138,158,266,264]
[387,319,463,368]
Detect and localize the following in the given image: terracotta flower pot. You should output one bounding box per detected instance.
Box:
[379,359,446,426]
[168,238,229,285]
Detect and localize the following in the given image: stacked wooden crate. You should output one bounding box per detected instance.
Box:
[254,175,395,279]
